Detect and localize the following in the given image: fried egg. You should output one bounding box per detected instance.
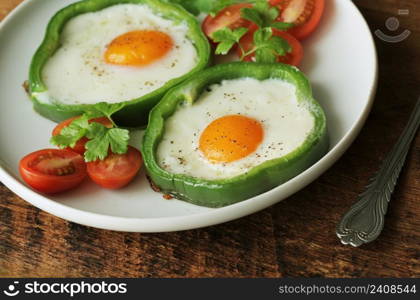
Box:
[40,4,198,105]
[157,78,315,180]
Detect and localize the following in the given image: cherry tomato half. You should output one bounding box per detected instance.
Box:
[269,0,325,40]
[19,149,87,194]
[202,3,253,43]
[87,146,143,189]
[52,116,113,155]
[238,26,304,66]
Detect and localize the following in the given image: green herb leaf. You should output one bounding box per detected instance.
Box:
[108,128,130,154]
[50,115,90,148]
[215,41,236,55]
[253,28,275,62]
[268,35,292,55]
[84,123,129,162]
[252,27,291,63]
[186,0,213,15]
[241,7,263,27]
[209,0,236,16]
[255,0,279,24]
[84,123,109,162]
[213,27,249,42]
[213,27,248,55]
[253,27,273,44]
[88,102,125,125]
[271,22,295,31]
[209,0,257,16]
[242,0,279,28]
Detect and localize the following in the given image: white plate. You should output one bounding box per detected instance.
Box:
[0,0,377,232]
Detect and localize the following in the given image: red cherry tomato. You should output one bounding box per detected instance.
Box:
[87,146,143,189]
[202,3,253,43]
[269,0,325,40]
[238,26,304,66]
[52,116,113,155]
[19,149,87,194]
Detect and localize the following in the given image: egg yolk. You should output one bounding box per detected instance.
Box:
[199,115,264,163]
[104,30,173,66]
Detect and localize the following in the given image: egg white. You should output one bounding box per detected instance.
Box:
[157,78,315,180]
[40,4,198,105]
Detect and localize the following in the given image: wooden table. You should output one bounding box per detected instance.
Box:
[0,0,419,278]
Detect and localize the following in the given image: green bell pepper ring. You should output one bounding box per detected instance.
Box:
[142,62,329,208]
[28,0,211,127]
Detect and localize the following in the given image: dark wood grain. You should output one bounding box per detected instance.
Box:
[0,0,419,278]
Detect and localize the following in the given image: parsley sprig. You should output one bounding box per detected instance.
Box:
[50,103,130,162]
[88,102,125,127]
[213,27,249,55]
[84,122,129,162]
[211,0,294,63]
[242,27,292,63]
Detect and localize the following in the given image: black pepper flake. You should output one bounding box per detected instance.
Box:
[177,157,186,165]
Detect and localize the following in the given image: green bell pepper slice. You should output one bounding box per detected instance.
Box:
[142,62,329,208]
[28,0,211,127]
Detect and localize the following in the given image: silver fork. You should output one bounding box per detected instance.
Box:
[336,98,420,247]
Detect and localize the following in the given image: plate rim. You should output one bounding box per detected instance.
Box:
[0,0,378,232]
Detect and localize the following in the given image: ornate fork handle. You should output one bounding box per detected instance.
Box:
[337,98,420,247]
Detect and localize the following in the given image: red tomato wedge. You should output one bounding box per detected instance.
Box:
[238,27,304,66]
[52,116,113,155]
[19,149,87,194]
[202,3,253,42]
[87,146,143,189]
[269,0,325,40]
